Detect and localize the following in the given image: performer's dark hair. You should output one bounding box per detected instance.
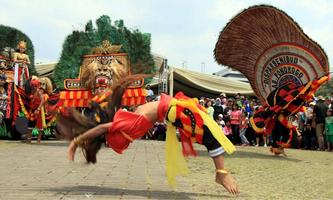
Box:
[56,74,148,163]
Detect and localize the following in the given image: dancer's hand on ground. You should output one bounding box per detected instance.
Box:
[68,140,77,161]
[215,173,239,195]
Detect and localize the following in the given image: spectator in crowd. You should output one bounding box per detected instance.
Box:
[325,96,332,109]
[152,122,167,141]
[221,98,227,111]
[146,95,153,102]
[223,119,233,142]
[255,131,267,147]
[297,111,306,132]
[146,85,154,97]
[244,99,252,117]
[313,96,328,151]
[305,102,315,125]
[216,114,225,129]
[205,99,214,118]
[234,94,242,109]
[239,111,250,146]
[223,99,233,120]
[219,93,227,107]
[199,99,205,106]
[230,103,242,144]
[301,122,317,150]
[290,115,302,148]
[219,92,227,101]
[324,109,333,151]
[213,98,224,120]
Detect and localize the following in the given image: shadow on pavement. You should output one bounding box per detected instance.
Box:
[196,149,301,162]
[41,185,234,199]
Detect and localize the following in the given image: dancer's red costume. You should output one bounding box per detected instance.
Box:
[107,94,172,153]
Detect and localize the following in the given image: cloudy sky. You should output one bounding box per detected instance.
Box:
[1,0,332,74]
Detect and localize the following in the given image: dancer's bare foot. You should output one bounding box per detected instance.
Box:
[215,172,239,195]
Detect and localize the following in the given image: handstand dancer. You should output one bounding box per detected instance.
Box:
[57,75,239,195]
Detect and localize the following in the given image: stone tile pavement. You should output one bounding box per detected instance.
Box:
[0,140,333,199]
[0,140,220,200]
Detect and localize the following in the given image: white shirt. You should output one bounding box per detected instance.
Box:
[147,89,154,96]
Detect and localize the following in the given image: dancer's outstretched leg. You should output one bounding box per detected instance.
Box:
[213,155,239,195]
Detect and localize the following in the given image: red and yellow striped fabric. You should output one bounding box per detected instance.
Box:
[91,90,112,103]
[58,90,92,107]
[59,88,147,108]
[121,88,147,106]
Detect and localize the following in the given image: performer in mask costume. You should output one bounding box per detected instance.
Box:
[214,5,329,155]
[12,41,30,87]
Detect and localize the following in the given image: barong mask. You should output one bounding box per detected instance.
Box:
[80,40,129,95]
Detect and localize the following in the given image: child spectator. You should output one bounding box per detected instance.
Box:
[239,111,250,146]
[324,109,333,151]
[216,114,225,129]
[223,119,233,142]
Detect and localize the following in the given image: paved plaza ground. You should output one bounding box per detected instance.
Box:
[0,139,332,200]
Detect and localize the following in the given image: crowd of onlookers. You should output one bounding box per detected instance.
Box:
[144,87,333,152]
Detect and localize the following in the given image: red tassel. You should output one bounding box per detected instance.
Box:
[179,129,197,157]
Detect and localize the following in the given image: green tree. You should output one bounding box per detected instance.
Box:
[53,15,155,89]
[316,78,333,97]
[0,24,37,75]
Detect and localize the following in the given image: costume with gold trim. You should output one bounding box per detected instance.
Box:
[214,5,329,153]
[105,92,235,186]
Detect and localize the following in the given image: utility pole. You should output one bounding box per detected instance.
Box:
[201,62,206,73]
[182,60,187,69]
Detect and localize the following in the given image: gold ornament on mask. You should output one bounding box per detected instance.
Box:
[92,40,122,54]
[17,41,27,50]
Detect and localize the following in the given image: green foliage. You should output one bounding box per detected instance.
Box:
[316,78,333,97]
[0,25,37,75]
[0,123,9,137]
[53,15,155,89]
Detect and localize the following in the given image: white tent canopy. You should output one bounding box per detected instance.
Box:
[169,67,254,98]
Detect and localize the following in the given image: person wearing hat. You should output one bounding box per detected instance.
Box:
[325,96,332,109]
[219,93,227,108]
[199,99,205,106]
[216,114,225,128]
[220,92,226,98]
[313,96,328,151]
